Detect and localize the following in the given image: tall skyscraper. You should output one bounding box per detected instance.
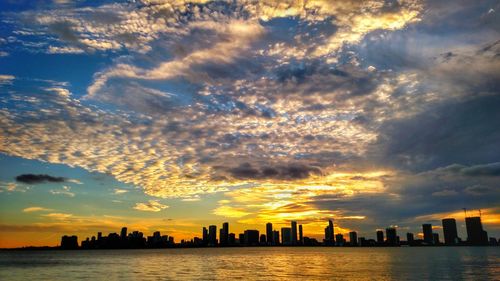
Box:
[386,227,398,246]
[299,225,303,244]
[281,227,292,246]
[273,230,280,245]
[406,232,414,245]
[202,227,208,245]
[349,231,358,246]
[291,221,298,245]
[266,223,273,245]
[120,227,127,240]
[422,224,433,244]
[220,222,229,246]
[442,218,458,245]
[465,216,488,245]
[376,230,384,244]
[324,219,335,246]
[208,225,217,246]
[228,233,236,245]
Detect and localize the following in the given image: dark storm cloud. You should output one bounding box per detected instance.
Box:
[371,93,500,172]
[15,174,67,184]
[227,162,322,180]
[436,162,500,177]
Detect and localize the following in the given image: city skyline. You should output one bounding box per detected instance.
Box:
[1,0,500,249]
[11,212,500,249]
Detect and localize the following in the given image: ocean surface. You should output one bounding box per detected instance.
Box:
[1,247,499,280]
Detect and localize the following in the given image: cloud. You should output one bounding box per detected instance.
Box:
[42,212,73,220]
[226,162,322,180]
[23,206,53,212]
[113,188,129,195]
[133,200,169,212]
[0,75,15,85]
[47,46,85,54]
[213,205,250,218]
[0,0,499,240]
[431,189,458,197]
[15,174,66,184]
[49,186,75,197]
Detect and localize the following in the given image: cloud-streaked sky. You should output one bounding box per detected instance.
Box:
[0,0,499,248]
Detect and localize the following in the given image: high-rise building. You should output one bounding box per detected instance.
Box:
[386,228,398,246]
[239,233,245,244]
[266,223,273,245]
[432,233,440,245]
[406,232,414,245]
[324,219,335,246]
[422,224,433,244]
[220,222,229,246]
[202,227,208,245]
[208,225,217,246]
[273,230,280,245]
[335,233,344,246]
[228,233,236,245]
[466,216,488,245]
[349,231,358,246]
[376,230,384,244]
[442,218,458,245]
[244,230,260,246]
[291,221,298,245]
[281,227,292,246]
[299,225,303,244]
[120,227,127,240]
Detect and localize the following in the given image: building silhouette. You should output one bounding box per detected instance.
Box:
[324,219,335,246]
[260,234,266,244]
[281,227,292,246]
[291,221,298,245]
[57,214,498,250]
[202,227,208,246]
[299,225,303,245]
[244,230,259,246]
[228,233,236,245]
[273,230,280,245]
[349,231,358,246]
[466,216,488,245]
[208,225,217,246]
[442,218,459,245]
[386,228,398,246]
[432,233,440,245]
[335,233,344,246]
[120,227,127,240]
[376,230,384,245]
[61,235,78,249]
[422,224,433,245]
[407,232,414,245]
[266,223,273,245]
[220,222,229,246]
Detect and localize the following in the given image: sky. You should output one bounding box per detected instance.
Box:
[0,0,499,248]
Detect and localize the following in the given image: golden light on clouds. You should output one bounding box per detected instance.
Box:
[213,170,389,234]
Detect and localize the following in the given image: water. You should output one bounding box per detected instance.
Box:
[1,247,499,280]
